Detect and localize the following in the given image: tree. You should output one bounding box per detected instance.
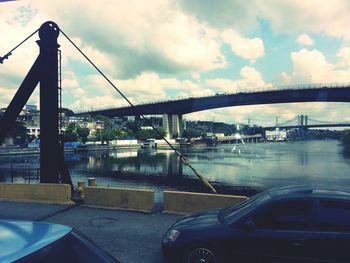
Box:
[125,121,140,133]
[76,127,90,143]
[183,128,205,138]
[134,130,151,141]
[94,115,110,125]
[123,128,134,139]
[135,127,166,140]
[64,123,78,142]
[153,127,166,139]
[114,127,129,139]
[101,128,115,143]
[7,122,28,145]
[243,125,264,135]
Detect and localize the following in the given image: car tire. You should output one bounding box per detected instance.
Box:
[183,244,218,263]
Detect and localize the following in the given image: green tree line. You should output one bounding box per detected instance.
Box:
[63,117,167,143]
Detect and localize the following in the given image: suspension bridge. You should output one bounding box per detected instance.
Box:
[264,115,350,130]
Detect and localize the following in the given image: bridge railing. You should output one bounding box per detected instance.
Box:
[74,82,350,114]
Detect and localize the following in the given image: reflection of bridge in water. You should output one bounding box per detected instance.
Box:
[110,149,259,195]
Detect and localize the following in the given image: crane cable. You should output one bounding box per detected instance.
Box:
[59,29,217,194]
[0,29,39,64]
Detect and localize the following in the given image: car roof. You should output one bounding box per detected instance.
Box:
[0,219,72,263]
[266,185,350,199]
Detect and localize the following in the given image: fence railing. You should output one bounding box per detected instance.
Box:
[0,164,40,184]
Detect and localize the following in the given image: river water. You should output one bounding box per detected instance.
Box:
[1,140,349,195]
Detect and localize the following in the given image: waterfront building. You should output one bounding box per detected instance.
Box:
[266,128,287,141]
[26,127,40,138]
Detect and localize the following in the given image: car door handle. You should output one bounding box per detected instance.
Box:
[290,238,305,247]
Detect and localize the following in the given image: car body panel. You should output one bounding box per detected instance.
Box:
[0,219,71,263]
[163,186,350,263]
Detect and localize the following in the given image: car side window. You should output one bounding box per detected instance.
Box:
[252,199,313,231]
[316,199,350,232]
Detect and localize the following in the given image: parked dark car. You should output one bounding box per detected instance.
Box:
[162,185,350,263]
[0,219,119,263]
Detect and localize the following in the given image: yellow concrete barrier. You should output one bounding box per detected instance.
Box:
[0,183,72,204]
[84,186,155,213]
[163,191,248,214]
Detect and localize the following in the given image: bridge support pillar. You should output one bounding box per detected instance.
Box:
[163,114,171,139]
[162,114,183,139]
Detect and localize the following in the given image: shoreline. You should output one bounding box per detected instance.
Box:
[0,145,141,156]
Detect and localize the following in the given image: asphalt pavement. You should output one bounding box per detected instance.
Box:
[0,201,181,263]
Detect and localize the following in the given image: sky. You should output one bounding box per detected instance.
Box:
[1,0,350,126]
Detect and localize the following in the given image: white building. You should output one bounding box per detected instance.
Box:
[26,126,40,138]
[265,128,287,141]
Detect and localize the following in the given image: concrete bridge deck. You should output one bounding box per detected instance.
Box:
[76,85,350,117]
[0,201,181,263]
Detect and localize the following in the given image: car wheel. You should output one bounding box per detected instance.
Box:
[184,246,217,263]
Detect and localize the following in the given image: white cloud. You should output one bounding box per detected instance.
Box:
[282,48,350,83]
[185,102,347,126]
[62,71,80,90]
[221,29,265,63]
[296,34,314,46]
[0,87,16,108]
[206,66,270,93]
[180,0,350,41]
[1,0,350,125]
[337,47,350,68]
[0,0,228,112]
[259,0,350,40]
[69,96,128,112]
[61,71,207,111]
[178,0,260,30]
[28,0,227,78]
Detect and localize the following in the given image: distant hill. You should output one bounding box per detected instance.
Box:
[60,108,74,116]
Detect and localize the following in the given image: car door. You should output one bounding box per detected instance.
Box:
[230,198,315,263]
[310,198,350,263]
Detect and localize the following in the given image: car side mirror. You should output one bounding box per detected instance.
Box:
[242,220,256,232]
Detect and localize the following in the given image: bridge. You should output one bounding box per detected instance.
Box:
[265,124,350,129]
[76,84,350,138]
[263,115,350,130]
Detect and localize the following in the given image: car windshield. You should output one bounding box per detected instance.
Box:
[219,192,271,225]
[1,2,350,263]
[1,0,350,204]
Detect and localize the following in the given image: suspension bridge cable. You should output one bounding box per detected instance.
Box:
[59,29,217,193]
[278,116,298,126]
[307,117,349,124]
[0,29,39,64]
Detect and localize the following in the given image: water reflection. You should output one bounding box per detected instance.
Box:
[298,151,309,166]
[1,140,350,194]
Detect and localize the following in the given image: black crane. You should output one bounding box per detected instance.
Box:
[0,21,72,186]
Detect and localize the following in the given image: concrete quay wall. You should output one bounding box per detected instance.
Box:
[84,186,155,213]
[0,183,72,204]
[163,191,248,214]
[0,183,248,214]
